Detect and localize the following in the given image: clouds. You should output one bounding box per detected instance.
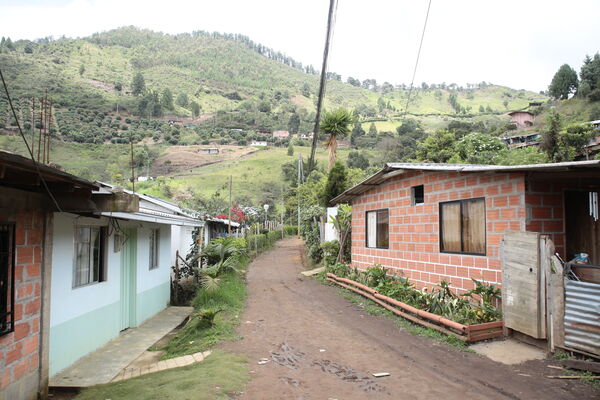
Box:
[1,0,599,92]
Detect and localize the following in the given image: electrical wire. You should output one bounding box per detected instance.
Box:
[0,67,63,212]
[402,0,433,121]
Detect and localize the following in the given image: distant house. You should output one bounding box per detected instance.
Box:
[168,120,184,126]
[204,217,240,244]
[500,132,542,148]
[272,130,290,139]
[508,111,534,129]
[250,140,268,147]
[199,148,219,154]
[300,132,314,140]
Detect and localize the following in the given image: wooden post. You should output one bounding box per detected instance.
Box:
[228,175,232,235]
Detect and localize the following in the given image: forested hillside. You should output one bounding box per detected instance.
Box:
[0,26,545,148]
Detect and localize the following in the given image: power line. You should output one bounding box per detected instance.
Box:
[402,0,433,121]
[0,68,63,212]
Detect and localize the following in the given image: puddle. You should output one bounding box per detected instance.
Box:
[271,343,305,369]
[312,359,384,393]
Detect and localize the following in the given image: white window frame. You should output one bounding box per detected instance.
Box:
[73,226,106,288]
[149,228,160,270]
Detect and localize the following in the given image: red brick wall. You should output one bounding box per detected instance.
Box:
[525,180,566,257]
[0,210,44,392]
[351,170,526,293]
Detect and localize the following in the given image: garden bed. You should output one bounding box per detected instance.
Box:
[326,273,504,343]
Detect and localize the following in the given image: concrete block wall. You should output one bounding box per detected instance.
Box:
[0,210,43,400]
[351,170,527,293]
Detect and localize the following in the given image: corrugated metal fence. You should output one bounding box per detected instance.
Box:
[564,280,600,356]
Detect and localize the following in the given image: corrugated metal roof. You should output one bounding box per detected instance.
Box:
[330,160,600,205]
[564,280,600,356]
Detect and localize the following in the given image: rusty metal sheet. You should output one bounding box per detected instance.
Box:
[564,280,600,356]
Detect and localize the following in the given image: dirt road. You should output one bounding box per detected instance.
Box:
[223,238,598,400]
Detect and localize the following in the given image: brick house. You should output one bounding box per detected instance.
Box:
[0,151,97,400]
[331,161,600,294]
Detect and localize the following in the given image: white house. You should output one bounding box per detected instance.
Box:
[250,140,268,147]
[48,187,203,377]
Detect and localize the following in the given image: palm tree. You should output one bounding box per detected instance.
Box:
[320,108,353,170]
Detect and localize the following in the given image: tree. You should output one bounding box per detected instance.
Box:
[176,93,189,108]
[320,108,353,170]
[132,72,146,96]
[287,144,294,156]
[548,64,578,100]
[258,100,271,113]
[79,64,85,76]
[288,112,300,134]
[558,123,596,160]
[319,161,348,206]
[579,53,600,98]
[346,151,369,170]
[396,119,424,136]
[190,101,201,117]
[368,122,377,136]
[301,82,311,97]
[454,132,505,164]
[415,130,457,163]
[161,88,174,110]
[350,121,365,146]
[479,105,485,113]
[541,111,561,162]
[114,82,123,92]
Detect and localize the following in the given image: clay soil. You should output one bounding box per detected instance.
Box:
[153,145,258,175]
[222,238,599,400]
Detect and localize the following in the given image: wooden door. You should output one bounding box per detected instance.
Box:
[501,231,545,338]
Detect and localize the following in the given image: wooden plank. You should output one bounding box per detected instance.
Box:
[502,231,543,338]
[560,359,600,374]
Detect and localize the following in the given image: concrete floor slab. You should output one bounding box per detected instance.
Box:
[49,306,192,388]
[470,339,547,365]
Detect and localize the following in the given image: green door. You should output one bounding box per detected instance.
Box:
[120,228,137,330]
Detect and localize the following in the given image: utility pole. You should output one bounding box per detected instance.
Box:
[228,175,232,235]
[308,0,337,172]
[130,132,135,193]
[297,154,303,237]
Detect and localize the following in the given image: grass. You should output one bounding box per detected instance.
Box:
[137,146,353,202]
[75,350,249,400]
[157,271,247,359]
[337,287,470,350]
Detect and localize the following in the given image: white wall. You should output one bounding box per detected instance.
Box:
[324,206,339,242]
[136,223,171,293]
[50,213,120,327]
[170,225,196,267]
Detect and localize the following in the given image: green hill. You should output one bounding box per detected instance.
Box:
[0,26,546,143]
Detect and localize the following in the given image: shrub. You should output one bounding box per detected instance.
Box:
[320,240,340,267]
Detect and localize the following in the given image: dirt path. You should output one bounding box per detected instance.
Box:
[223,238,598,400]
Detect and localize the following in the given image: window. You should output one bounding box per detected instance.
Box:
[412,185,424,205]
[73,226,106,287]
[0,223,15,336]
[366,209,389,249]
[149,228,160,270]
[440,198,486,255]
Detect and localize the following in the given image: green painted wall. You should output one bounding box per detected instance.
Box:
[136,282,170,326]
[49,301,121,376]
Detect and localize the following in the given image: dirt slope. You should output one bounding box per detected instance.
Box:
[222,238,598,400]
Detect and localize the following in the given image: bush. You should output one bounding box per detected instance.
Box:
[284,225,298,235]
[320,240,340,267]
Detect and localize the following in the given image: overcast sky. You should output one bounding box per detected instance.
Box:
[1,0,599,92]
